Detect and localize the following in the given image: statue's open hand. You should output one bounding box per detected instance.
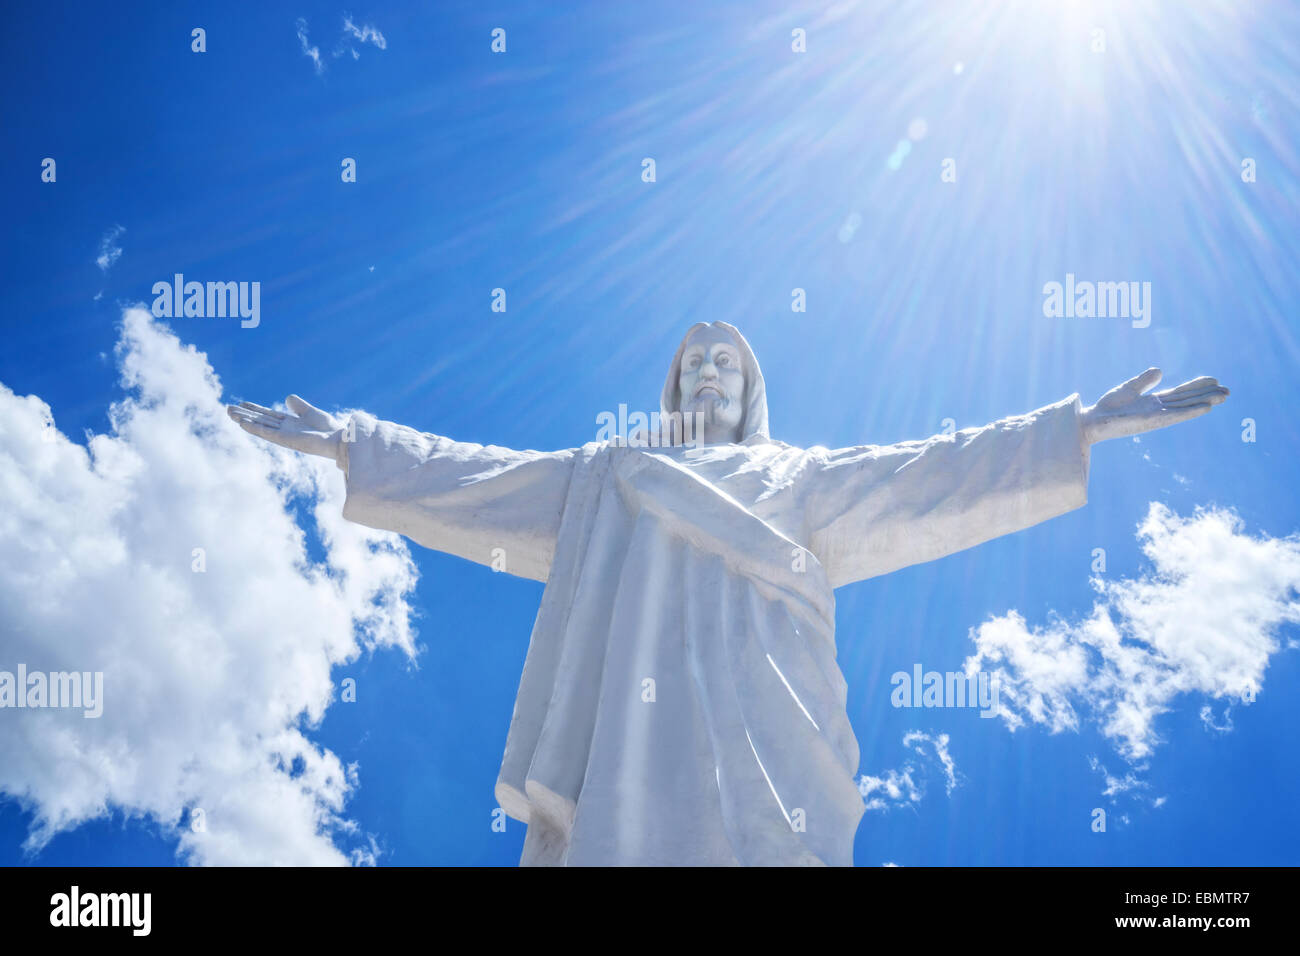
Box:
[226,395,343,460]
[1082,368,1229,445]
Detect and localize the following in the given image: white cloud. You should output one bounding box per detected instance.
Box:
[95,225,125,272]
[0,307,419,865]
[966,504,1300,764]
[342,16,386,49]
[857,731,958,811]
[1199,702,1234,733]
[1087,755,1147,798]
[296,18,323,74]
[305,15,387,70]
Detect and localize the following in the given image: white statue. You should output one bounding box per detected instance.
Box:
[227,322,1228,866]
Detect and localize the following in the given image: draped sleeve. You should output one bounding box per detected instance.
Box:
[799,395,1091,588]
[337,412,578,583]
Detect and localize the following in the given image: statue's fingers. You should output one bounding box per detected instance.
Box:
[1163,402,1213,423]
[286,394,335,429]
[231,417,280,433]
[237,401,286,420]
[1159,383,1228,402]
[1156,376,1218,397]
[228,404,268,421]
[237,400,281,415]
[1161,385,1228,404]
[234,417,283,441]
[1126,367,1163,395]
[228,406,281,428]
[285,394,318,417]
[1162,389,1228,409]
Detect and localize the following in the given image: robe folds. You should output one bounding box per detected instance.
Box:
[338,394,1091,866]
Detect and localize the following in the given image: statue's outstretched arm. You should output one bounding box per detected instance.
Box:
[227,394,576,582]
[801,368,1226,588]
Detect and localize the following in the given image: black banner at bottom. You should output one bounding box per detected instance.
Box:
[0,865,1287,942]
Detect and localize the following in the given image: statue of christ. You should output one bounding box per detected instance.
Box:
[227,322,1228,866]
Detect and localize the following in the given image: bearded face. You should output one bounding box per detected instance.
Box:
[677,325,745,444]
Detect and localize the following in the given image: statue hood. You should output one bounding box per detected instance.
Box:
[659,322,771,445]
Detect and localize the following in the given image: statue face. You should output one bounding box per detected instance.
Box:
[678,326,745,442]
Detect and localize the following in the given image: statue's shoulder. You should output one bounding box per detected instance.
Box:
[748,437,809,458]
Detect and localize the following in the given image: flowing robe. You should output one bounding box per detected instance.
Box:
[338,395,1091,865]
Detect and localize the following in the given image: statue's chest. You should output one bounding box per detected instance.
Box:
[616,445,804,537]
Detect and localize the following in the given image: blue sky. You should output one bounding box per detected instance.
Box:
[2,0,1298,866]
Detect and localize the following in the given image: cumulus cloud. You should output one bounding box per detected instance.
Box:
[0,307,419,865]
[95,225,125,272]
[857,731,958,811]
[966,504,1300,765]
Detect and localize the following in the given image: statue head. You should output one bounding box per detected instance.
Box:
[660,322,769,445]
